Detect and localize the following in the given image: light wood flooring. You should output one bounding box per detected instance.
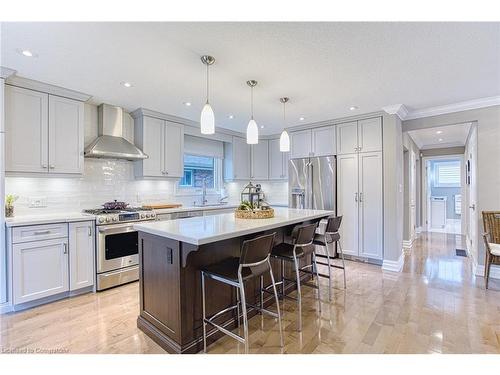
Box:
[1,231,500,354]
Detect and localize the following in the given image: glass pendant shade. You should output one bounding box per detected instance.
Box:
[200,103,215,135]
[246,119,259,144]
[279,130,290,152]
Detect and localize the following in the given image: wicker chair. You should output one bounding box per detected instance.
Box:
[482,211,500,289]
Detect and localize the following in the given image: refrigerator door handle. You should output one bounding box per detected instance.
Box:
[308,161,314,209]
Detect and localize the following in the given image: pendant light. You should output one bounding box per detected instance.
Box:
[279,97,290,152]
[200,55,215,135]
[246,80,259,144]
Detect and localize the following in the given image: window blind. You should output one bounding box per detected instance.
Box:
[435,161,460,186]
[184,135,224,159]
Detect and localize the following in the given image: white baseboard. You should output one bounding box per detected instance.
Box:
[382,252,405,272]
[416,227,423,234]
[402,239,413,249]
[0,303,13,314]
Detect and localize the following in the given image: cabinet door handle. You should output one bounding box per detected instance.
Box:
[165,171,168,175]
[355,192,358,202]
[41,164,48,169]
[359,192,363,202]
[49,165,55,169]
[63,243,68,254]
[34,230,51,235]
[88,227,92,237]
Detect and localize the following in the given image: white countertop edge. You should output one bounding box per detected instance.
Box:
[152,204,238,215]
[5,213,96,227]
[134,209,333,245]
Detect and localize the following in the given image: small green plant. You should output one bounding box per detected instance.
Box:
[5,194,18,207]
[238,200,253,211]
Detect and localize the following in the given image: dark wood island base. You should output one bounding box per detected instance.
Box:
[136,220,323,354]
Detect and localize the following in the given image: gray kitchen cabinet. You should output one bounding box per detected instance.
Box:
[251,140,269,180]
[336,117,382,155]
[134,115,184,178]
[13,237,69,305]
[5,85,84,174]
[224,136,251,180]
[69,221,95,291]
[290,125,335,159]
[268,138,288,180]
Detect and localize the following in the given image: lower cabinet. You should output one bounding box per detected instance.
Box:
[13,238,69,304]
[11,221,95,306]
[69,222,95,291]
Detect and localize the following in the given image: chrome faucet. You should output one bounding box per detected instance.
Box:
[201,177,208,205]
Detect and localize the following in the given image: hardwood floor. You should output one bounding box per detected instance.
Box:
[1,231,499,354]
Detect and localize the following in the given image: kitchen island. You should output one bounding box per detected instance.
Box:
[134,207,333,353]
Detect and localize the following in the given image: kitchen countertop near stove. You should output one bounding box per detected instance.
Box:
[5,212,96,227]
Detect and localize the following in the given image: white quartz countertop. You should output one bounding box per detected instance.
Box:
[5,212,95,227]
[134,207,333,245]
[152,204,238,215]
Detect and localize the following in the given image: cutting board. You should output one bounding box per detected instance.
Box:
[142,203,183,210]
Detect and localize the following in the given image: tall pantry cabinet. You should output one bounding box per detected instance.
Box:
[336,118,383,260]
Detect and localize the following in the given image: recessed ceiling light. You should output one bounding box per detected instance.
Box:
[436,130,443,134]
[299,117,305,121]
[17,49,37,57]
[349,106,359,111]
[260,125,265,129]
[121,82,132,88]
[438,138,443,142]
[228,115,234,119]
[183,102,192,107]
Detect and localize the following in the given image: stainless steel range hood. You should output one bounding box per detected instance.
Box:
[84,104,148,161]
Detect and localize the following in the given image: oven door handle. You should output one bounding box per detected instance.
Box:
[98,223,137,234]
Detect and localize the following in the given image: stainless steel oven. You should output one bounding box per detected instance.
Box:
[84,205,156,291]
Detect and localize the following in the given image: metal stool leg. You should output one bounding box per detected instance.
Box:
[338,241,346,289]
[260,275,264,315]
[238,278,249,353]
[323,242,332,302]
[201,271,207,353]
[236,286,241,328]
[281,258,285,297]
[312,252,322,312]
[293,252,302,332]
[268,261,284,348]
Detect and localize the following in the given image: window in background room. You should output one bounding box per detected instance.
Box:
[179,154,217,189]
[434,160,461,188]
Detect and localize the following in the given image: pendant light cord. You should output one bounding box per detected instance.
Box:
[250,86,254,120]
[206,63,209,104]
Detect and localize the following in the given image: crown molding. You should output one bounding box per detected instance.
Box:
[382,104,409,120]
[404,96,500,120]
[0,67,16,80]
[5,75,92,102]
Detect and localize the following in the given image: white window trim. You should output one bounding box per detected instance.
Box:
[175,157,223,196]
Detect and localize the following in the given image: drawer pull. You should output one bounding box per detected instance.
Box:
[34,230,51,235]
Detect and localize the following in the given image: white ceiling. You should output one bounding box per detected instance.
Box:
[408,122,472,150]
[1,22,499,135]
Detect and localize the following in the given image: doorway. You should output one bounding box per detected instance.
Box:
[422,155,464,234]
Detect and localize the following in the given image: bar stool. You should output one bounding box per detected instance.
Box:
[312,215,346,301]
[265,222,320,332]
[200,232,284,353]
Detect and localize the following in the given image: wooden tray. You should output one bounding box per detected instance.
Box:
[234,208,275,219]
[142,203,183,210]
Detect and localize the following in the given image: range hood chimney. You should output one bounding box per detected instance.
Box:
[84,104,148,161]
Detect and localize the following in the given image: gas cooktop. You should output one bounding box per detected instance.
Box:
[83,206,156,224]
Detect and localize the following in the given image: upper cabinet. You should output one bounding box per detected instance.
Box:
[268,138,288,180]
[5,85,84,174]
[290,125,335,159]
[251,140,269,180]
[336,117,382,155]
[134,115,184,178]
[224,136,251,180]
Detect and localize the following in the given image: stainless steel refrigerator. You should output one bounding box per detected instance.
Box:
[288,156,336,211]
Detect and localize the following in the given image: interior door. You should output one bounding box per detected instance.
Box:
[359,152,383,259]
[337,153,359,256]
[467,125,478,257]
[48,95,84,174]
[409,149,417,240]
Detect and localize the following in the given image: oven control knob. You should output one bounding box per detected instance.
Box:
[112,217,117,222]
[141,214,145,218]
[146,214,151,218]
[98,217,104,223]
[105,217,110,223]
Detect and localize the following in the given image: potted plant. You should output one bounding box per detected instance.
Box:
[5,194,18,218]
